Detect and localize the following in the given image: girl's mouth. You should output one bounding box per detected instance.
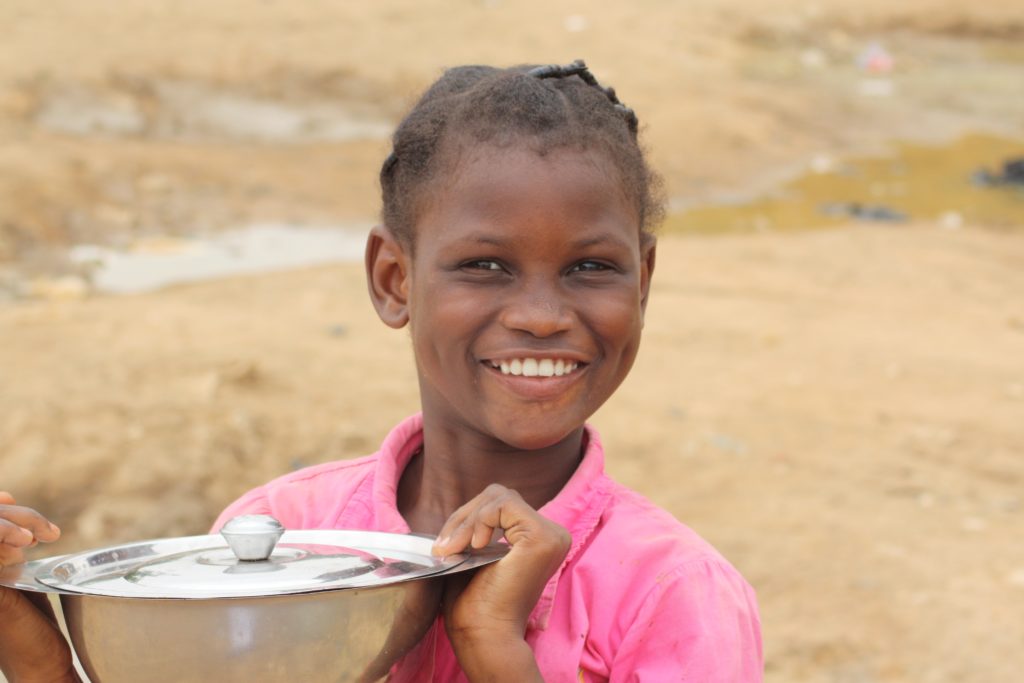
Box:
[480,356,590,401]
[485,358,583,377]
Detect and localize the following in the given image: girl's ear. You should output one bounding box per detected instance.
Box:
[365,225,411,329]
[639,235,657,319]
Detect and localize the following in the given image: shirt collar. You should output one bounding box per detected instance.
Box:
[371,413,424,534]
[372,413,612,629]
[530,426,612,630]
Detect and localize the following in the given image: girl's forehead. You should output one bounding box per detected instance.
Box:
[411,144,642,252]
[449,141,617,179]
[431,143,634,212]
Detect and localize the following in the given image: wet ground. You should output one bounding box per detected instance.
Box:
[66,223,368,295]
[668,134,1024,233]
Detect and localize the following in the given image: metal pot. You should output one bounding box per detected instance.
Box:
[0,516,506,683]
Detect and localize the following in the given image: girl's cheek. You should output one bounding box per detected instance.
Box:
[590,296,644,330]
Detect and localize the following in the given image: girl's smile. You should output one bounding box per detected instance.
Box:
[398,143,656,451]
[482,353,587,402]
[485,357,582,378]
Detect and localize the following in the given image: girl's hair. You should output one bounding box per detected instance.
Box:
[380,60,664,245]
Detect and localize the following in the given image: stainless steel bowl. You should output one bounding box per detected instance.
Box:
[61,577,439,682]
[1,523,506,683]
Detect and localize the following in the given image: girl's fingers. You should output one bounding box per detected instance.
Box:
[0,519,36,549]
[433,484,543,556]
[0,492,15,505]
[470,496,514,548]
[433,490,492,554]
[434,514,479,556]
[0,545,27,568]
[0,502,61,546]
[471,519,494,549]
[435,492,488,545]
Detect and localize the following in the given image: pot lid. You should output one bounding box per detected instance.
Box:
[34,522,468,600]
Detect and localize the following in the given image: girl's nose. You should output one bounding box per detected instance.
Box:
[498,288,574,338]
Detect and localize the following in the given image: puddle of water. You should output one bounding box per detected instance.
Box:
[984,41,1024,64]
[69,223,369,294]
[664,134,1024,233]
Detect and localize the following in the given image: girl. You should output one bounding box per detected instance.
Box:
[1,61,762,681]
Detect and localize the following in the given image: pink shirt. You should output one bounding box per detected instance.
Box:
[214,415,763,681]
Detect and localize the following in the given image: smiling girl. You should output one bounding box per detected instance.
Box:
[1,61,762,681]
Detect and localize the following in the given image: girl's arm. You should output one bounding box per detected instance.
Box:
[0,587,80,683]
[433,484,570,683]
[0,492,80,682]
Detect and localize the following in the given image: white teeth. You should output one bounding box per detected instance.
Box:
[493,358,580,377]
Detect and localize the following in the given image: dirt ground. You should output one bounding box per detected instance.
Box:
[1,2,1023,682]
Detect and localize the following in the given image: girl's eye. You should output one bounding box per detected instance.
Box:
[570,260,613,273]
[462,259,504,272]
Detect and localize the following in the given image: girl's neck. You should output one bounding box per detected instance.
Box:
[396,417,585,535]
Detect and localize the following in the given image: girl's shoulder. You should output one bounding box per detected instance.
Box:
[534,477,763,679]
[568,474,758,624]
[570,476,732,571]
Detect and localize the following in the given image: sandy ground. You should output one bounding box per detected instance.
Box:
[1,1,1024,682]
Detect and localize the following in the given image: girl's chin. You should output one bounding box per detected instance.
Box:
[486,420,585,453]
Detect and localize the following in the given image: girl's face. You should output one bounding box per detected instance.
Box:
[386,145,655,450]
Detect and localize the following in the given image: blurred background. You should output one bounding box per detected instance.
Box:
[1,1,1022,681]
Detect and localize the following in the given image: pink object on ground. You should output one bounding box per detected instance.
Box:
[213,414,763,681]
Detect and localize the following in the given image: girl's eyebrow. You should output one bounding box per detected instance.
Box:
[460,232,633,250]
[465,234,507,246]
[568,233,633,250]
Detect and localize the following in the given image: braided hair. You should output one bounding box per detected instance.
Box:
[380,60,663,246]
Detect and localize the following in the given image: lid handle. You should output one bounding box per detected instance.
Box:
[219,515,285,562]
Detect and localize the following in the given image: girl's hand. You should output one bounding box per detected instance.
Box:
[0,492,79,682]
[432,484,570,682]
[0,492,61,567]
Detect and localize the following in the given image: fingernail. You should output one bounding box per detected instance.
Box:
[435,535,450,548]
